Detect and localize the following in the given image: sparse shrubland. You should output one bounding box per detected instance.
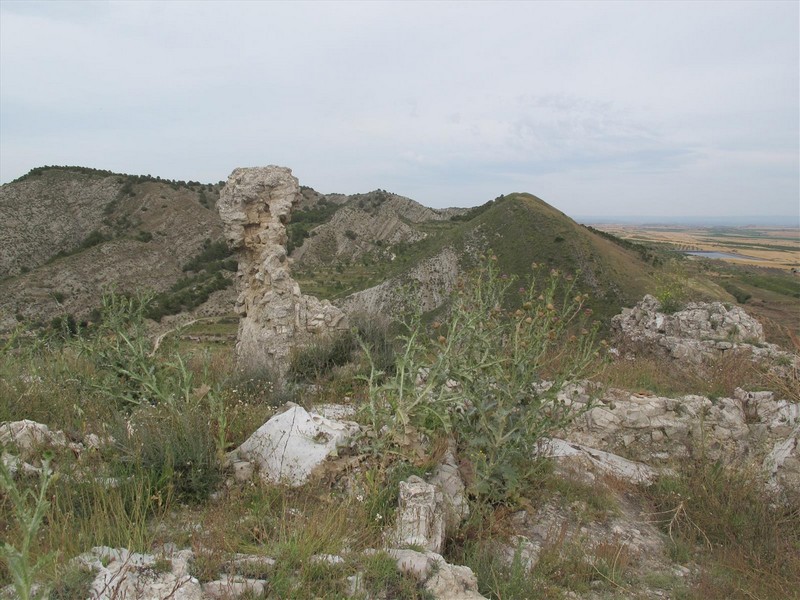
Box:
[645,460,800,599]
[2,253,799,599]
[145,239,236,321]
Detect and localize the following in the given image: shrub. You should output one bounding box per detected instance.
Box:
[136,230,153,243]
[80,230,110,250]
[115,406,223,503]
[182,240,232,272]
[654,272,687,314]
[360,256,600,505]
[288,332,357,382]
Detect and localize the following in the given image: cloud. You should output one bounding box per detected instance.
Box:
[1,0,797,218]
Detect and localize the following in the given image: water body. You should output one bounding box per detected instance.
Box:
[684,250,766,261]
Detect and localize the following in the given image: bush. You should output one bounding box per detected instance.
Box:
[116,407,222,503]
[182,240,232,272]
[361,255,600,505]
[80,230,110,250]
[288,332,358,382]
[136,230,153,243]
[654,273,687,314]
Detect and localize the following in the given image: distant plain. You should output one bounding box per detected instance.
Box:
[593,224,800,271]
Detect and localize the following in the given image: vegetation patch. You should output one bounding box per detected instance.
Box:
[286,199,342,253]
[644,460,800,599]
[146,240,236,320]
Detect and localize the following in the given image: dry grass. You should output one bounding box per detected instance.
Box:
[596,347,794,401]
[644,460,800,600]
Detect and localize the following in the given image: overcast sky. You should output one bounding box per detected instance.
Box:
[1,0,798,219]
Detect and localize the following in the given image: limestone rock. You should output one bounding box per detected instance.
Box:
[76,546,203,600]
[0,420,67,456]
[429,445,470,530]
[423,555,486,600]
[230,403,359,486]
[611,295,797,368]
[388,548,437,580]
[386,549,487,600]
[202,576,267,599]
[393,476,446,553]
[764,424,800,492]
[541,438,660,484]
[562,387,800,492]
[218,166,348,378]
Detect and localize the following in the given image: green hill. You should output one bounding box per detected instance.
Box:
[297,192,662,324]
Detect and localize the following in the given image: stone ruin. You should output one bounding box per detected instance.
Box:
[218,166,348,378]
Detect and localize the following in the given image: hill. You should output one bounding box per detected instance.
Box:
[298,192,661,325]
[4,165,785,344]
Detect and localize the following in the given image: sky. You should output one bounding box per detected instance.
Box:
[1,0,798,221]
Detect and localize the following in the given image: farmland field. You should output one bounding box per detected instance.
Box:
[593,224,800,271]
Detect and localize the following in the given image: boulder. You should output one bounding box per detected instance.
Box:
[230,403,359,486]
[393,476,446,553]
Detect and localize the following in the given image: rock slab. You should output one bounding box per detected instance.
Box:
[231,403,359,486]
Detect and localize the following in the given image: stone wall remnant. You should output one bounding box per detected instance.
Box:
[218,166,348,377]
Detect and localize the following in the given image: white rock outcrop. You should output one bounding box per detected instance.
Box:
[393,475,446,553]
[0,419,67,456]
[429,445,470,530]
[612,295,796,367]
[541,438,660,484]
[77,546,204,600]
[218,166,348,378]
[229,403,359,486]
[387,549,487,600]
[560,387,800,492]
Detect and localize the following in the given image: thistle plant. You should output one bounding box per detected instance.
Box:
[0,457,56,600]
[360,255,600,504]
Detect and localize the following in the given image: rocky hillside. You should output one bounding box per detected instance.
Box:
[0,167,227,330]
[321,193,662,325]
[292,190,461,268]
[4,165,779,343]
[0,168,471,331]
